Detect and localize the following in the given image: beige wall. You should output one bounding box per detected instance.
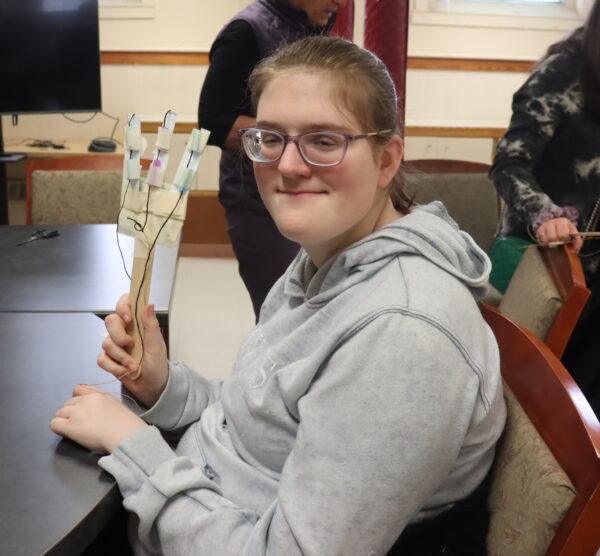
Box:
[2,0,586,183]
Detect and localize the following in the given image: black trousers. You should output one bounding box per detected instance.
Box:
[226,208,300,321]
[562,266,600,416]
[387,468,493,556]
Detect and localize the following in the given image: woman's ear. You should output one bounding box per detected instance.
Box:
[377,136,404,189]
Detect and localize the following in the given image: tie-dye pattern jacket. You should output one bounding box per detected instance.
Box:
[490,32,600,277]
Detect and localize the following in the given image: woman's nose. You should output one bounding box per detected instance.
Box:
[277,141,311,177]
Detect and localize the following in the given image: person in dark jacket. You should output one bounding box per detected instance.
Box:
[490,0,600,414]
[199,0,347,319]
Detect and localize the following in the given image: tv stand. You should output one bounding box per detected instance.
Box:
[0,119,26,225]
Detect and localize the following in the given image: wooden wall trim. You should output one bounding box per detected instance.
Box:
[101,51,209,65]
[407,57,535,73]
[405,125,506,139]
[101,51,533,73]
[141,121,198,134]
[142,121,507,139]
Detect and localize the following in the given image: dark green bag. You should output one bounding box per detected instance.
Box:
[488,236,535,294]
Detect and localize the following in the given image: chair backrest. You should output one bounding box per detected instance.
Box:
[499,244,590,358]
[25,155,150,225]
[481,303,600,556]
[403,159,500,252]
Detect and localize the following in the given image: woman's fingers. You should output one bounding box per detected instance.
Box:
[553,219,572,242]
[73,384,102,396]
[49,416,68,436]
[537,218,582,251]
[140,304,164,351]
[97,350,137,378]
[55,406,73,419]
[104,313,134,349]
[116,293,133,325]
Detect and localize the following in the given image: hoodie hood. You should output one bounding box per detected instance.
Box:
[284,201,491,302]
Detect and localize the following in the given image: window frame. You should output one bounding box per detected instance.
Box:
[99,0,156,20]
[411,0,585,30]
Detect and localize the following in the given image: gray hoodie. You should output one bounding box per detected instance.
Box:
[99,201,506,556]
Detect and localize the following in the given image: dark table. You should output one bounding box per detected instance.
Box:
[0,312,124,556]
[0,224,177,325]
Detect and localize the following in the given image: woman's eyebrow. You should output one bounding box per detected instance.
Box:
[254,121,353,133]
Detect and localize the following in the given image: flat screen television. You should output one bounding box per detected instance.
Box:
[0,0,101,115]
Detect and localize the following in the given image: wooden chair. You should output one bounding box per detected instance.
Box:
[403,159,500,253]
[25,155,150,225]
[481,303,600,556]
[499,244,590,358]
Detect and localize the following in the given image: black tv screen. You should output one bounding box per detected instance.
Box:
[0,0,101,115]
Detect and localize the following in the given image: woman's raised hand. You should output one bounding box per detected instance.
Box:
[97,294,169,408]
[536,217,583,251]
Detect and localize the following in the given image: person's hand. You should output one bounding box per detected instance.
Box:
[97,294,169,407]
[536,217,583,251]
[50,384,147,453]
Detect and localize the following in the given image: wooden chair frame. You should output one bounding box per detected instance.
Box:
[538,245,590,358]
[481,303,600,555]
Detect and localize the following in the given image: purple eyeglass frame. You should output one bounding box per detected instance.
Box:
[238,127,392,167]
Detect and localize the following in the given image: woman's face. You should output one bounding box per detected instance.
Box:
[253,71,402,267]
[291,0,347,27]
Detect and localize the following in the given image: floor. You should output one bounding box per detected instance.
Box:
[169,256,254,380]
[8,197,255,381]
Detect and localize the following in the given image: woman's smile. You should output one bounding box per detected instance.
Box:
[277,189,328,196]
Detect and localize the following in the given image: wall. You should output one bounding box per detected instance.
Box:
[2,0,587,185]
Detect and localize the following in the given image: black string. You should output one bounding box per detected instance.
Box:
[116,181,133,280]
[131,189,185,370]
[126,187,152,233]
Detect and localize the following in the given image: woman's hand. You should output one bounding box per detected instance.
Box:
[50,385,147,453]
[97,294,169,408]
[536,217,583,251]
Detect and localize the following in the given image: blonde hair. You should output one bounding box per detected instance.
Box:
[248,36,412,213]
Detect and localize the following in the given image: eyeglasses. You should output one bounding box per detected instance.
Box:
[238,128,392,167]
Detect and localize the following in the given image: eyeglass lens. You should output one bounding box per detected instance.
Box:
[243,130,346,166]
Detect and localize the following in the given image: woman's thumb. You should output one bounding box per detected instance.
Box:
[140,304,160,335]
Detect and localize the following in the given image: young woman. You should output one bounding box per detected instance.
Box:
[52,37,505,555]
[490,0,600,414]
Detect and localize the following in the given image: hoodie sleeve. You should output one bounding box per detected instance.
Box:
[98,310,504,555]
[138,361,223,430]
[490,50,581,229]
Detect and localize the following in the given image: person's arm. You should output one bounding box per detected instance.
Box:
[97,312,503,555]
[199,20,260,150]
[490,51,580,231]
[51,302,223,450]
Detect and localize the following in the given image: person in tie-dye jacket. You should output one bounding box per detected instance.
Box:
[490,0,600,415]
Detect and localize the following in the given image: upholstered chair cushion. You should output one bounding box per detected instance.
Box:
[487,383,576,556]
[31,170,122,225]
[499,246,562,341]
[481,284,503,307]
[404,173,499,252]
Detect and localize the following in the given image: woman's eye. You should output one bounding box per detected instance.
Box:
[260,132,281,145]
[308,134,339,148]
